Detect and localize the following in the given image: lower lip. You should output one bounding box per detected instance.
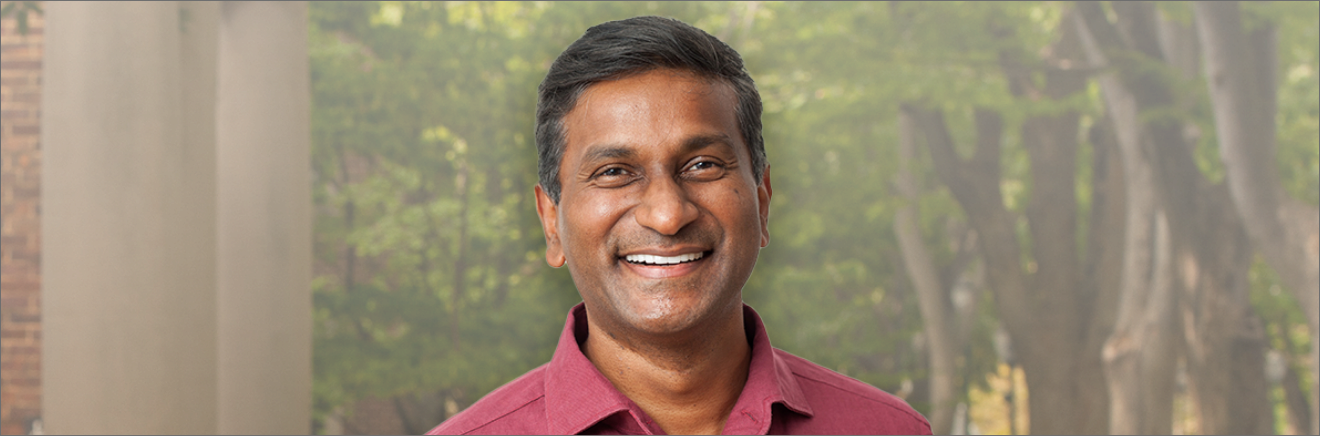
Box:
[620,255,708,279]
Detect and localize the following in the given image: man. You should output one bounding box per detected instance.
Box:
[428,16,930,435]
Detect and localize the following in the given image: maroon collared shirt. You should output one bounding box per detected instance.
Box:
[427,303,931,435]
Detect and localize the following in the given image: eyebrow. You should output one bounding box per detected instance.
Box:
[680,133,735,155]
[582,145,638,163]
[581,133,736,165]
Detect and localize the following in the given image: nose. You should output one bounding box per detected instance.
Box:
[634,175,700,236]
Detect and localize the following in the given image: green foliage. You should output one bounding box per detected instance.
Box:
[309,1,1320,430]
[1265,1,1320,205]
[1249,257,1315,435]
[0,1,41,35]
[309,1,584,424]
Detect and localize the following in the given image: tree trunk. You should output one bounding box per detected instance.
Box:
[894,111,960,435]
[918,12,1118,433]
[1101,197,1177,436]
[1081,120,1130,435]
[1193,3,1320,433]
[450,159,470,351]
[905,101,1110,434]
[1075,2,1275,433]
[1075,15,1181,433]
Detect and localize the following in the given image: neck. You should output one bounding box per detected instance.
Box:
[583,305,752,435]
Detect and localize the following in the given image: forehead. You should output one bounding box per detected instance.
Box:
[562,69,741,155]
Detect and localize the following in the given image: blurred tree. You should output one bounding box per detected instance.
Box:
[1072,5,1185,434]
[1194,3,1320,432]
[895,108,987,435]
[309,2,582,431]
[0,1,41,35]
[898,3,1124,433]
[1073,1,1320,432]
[304,2,1318,434]
[308,2,944,432]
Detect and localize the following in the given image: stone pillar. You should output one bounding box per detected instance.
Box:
[41,2,217,433]
[215,2,312,434]
[41,1,310,433]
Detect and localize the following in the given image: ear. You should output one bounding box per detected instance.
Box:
[758,166,772,248]
[535,185,567,268]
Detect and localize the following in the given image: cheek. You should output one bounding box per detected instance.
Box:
[700,183,760,237]
[562,193,631,252]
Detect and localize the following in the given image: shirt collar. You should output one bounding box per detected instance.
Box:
[543,303,813,434]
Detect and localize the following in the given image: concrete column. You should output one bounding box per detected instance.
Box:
[215,2,312,434]
[41,2,218,433]
[42,1,310,433]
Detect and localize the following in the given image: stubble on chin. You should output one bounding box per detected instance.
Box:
[616,272,744,337]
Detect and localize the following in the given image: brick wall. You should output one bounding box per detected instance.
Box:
[0,4,43,435]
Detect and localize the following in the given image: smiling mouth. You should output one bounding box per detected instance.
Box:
[622,251,709,266]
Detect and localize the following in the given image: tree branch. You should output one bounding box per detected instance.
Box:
[903,104,1035,342]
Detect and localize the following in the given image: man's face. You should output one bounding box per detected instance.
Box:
[535,69,771,337]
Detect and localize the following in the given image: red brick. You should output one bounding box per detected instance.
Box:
[0,344,36,355]
[10,94,37,106]
[8,186,35,198]
[0,138,35,150]
[3,378,37,388]
[8,249,37,264]
[0,76,33,86]
[0,280,37,292]
[0,68,35,79]
[7,411,39,425]
[0,60,39,70]
[6,313,37,323]
[1,6,43,434]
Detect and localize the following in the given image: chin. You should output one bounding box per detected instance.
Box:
[617,291,733,336]
[573,254,749,337]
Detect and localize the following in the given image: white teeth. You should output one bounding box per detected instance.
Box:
[624,252,705,265]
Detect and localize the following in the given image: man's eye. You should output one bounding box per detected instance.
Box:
[689,162,716,171]
[683,160,725,180]
[593,167,635,187]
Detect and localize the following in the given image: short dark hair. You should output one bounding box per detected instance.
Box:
[535,16,765,203]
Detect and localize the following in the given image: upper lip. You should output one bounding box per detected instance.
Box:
[618,246,711,257]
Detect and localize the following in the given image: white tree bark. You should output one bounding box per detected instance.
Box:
[1194,3,1320,433]
[894,111,959,435]
[1075,13,1179,433]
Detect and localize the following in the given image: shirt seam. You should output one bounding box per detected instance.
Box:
[788,369,930,426]
[458,394,546,435]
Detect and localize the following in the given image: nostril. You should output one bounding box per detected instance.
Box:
[635,204,699,236]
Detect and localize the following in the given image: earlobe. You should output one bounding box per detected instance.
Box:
[535,185,567,268]
[758,166,772,248]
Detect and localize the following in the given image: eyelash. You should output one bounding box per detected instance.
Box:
[687,161,719,171]
[592,160,724,181]
[598,167,630,178]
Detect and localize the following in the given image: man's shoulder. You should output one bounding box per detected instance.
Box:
[426,364,549,435]
[774,348,932,434]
